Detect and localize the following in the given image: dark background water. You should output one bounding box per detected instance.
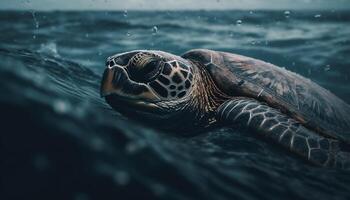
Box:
[1,10,350,200]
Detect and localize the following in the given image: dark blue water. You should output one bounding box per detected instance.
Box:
[1,10,350,200]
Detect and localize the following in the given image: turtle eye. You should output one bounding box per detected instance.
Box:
[128,58,163,83]
[143,60,160,75]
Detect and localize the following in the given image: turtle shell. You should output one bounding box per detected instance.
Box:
[182,49,350,143]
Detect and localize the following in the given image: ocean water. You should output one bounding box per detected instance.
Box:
[1,10,350,200]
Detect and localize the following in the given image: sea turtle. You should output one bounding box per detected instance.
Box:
[100,49,350,168]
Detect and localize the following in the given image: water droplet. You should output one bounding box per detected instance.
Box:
[98,51,102,56]
[91,137,105,151]
[113,171,130,186]
[85,33,89,38]
[30,10,39,29]
[152,26,158,35]
[126,32,131,37]
[251,40,256,45]
[32,35,36,39]
[53,99,70,114]
[125,141,146,154]
[284,10,291,18]
[123,10,128,18]
[249,11,254,14]
[236,20,242,26]
[324,64,331,71]
[314,14,321,18]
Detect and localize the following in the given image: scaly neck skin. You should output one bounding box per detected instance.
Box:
[186,60,231,127]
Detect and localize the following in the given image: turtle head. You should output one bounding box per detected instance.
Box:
[100,50,196,129]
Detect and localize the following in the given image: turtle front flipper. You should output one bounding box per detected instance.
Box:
[216,98,350,169]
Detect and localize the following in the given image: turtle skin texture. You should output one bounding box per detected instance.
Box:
[216,98,350,168]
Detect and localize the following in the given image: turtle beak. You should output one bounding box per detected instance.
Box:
[100,65,131,97]
[100,66,117,97]
[100,64,161,103]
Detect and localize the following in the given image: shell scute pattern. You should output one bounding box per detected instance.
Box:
[194,49,350,141]
[182,50,350,141]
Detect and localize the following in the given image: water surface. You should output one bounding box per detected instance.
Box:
[1,10,350,200]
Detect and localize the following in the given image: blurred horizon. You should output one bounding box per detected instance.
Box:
[2,8,350,11]
[1,0,350,11]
